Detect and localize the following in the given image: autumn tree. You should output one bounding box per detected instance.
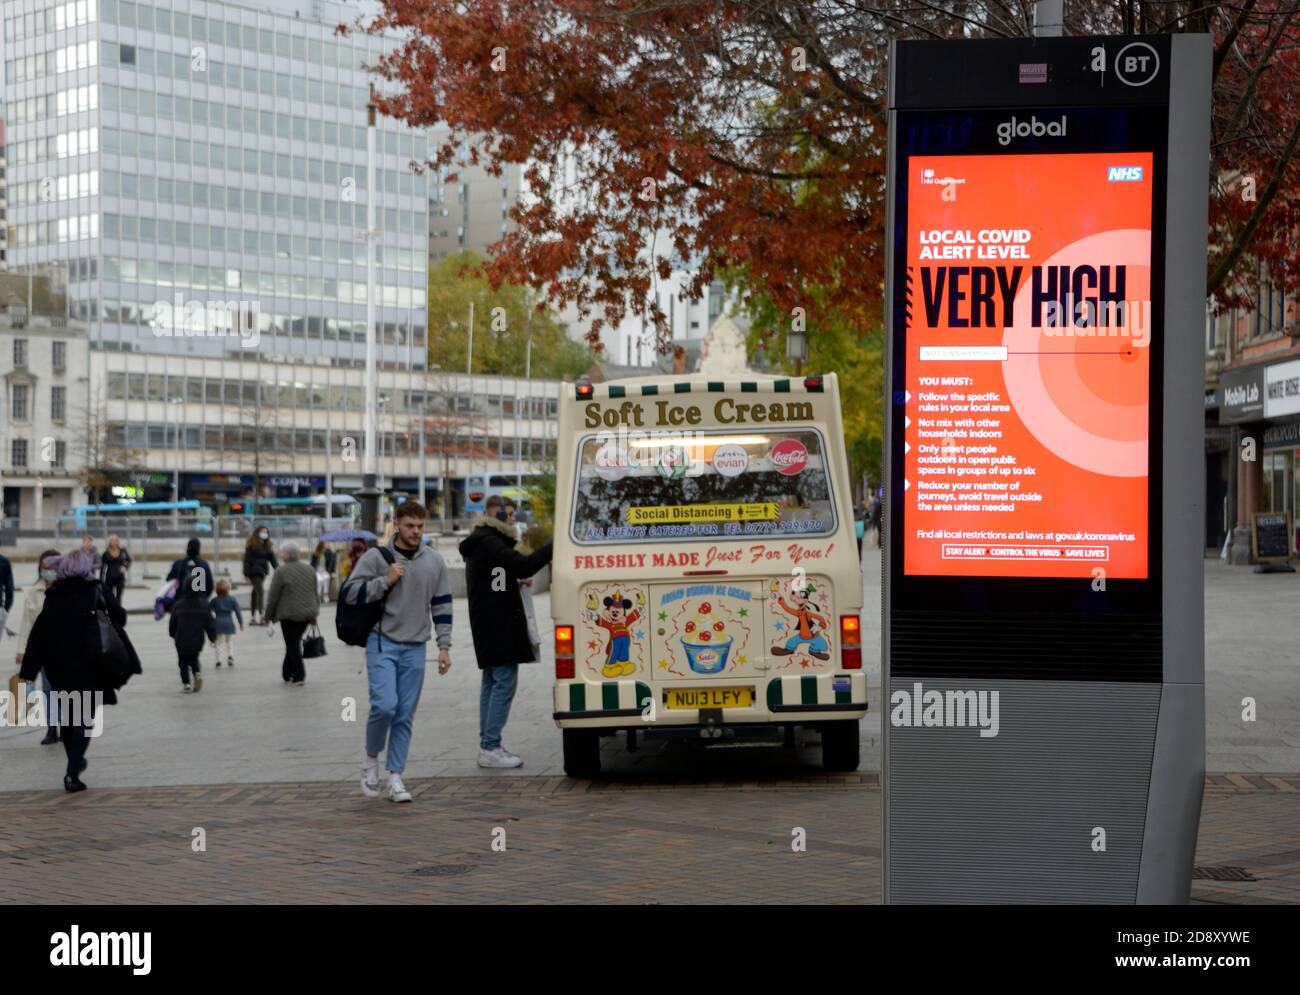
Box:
[355,0,1300,354]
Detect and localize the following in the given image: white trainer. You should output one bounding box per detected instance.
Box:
[387,774,412,803]
[477,748,523,769]
[361,758,381,798]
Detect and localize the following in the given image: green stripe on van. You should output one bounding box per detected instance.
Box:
[774,379,790,392]
[641,384,659,396]
[608,385,625,399]
[800,676,818,706]
[835,684,852,705]
[602,683,620,711]
[740,382,758,393]
[707,382,725,392]
[635,683,652,710]
[674,382,692,394]
[766,679,782,710]
[569,684,585,712]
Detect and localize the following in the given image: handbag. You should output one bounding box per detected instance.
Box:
[301,623,327,659]
[90,588,140,685]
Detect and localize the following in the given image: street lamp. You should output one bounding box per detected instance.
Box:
[168,395,183,528]
[786,327,809,377]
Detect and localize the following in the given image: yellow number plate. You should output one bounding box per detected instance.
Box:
[664,686,754,710]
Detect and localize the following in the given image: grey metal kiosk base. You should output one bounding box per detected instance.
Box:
[882,34,1210,904]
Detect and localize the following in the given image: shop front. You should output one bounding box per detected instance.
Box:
[1221,359,1300,562]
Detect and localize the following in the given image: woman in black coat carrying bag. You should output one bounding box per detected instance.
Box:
[18,548,141,792]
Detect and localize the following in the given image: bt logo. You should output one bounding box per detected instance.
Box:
[996,114,1067,145]
[1107,166,1144,182]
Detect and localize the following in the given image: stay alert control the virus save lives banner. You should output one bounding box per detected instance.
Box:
[903,151,1153,579]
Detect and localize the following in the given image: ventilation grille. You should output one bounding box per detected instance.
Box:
[891,610,1162,682]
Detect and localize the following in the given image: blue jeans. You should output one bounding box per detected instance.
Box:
[479,664,519,751]
[786,633,830,654]
[365,632,427,774]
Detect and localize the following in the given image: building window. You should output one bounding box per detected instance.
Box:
[51,440,67,469]
[13,338,27,366]
[52,340,67,371]
[52,386,67,422]
[12,384,29,421]
[10,439,27,468]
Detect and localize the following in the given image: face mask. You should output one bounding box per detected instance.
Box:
[260,532,269,540]
[40,570,57,583]
[495,509,508,522]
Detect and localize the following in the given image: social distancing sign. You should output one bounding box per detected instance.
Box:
[625,503,780,525]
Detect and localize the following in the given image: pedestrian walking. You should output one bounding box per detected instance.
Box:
[867,493,882,548]
[167,538,216,692]
[18,547,141,792]
[340,501,453,802]
[342,538,371,674]
[14,549,60,745]
[243,528,278,625]
[209,578,244,669]
[99,534,131,610]
[310,540,336,603]
[0,549,12,651]
[264,541,319,686]
[459,494,553,769]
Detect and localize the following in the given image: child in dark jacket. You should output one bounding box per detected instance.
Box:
[209,579,244,669]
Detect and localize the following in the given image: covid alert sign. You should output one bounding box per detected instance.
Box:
[902,151,1154,578]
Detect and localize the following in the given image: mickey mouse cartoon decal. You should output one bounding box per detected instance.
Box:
[583,589,644,678]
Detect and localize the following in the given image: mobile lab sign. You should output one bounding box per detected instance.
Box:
[884,34,1209,904]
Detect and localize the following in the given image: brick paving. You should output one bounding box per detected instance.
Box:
[1,772,1295,904]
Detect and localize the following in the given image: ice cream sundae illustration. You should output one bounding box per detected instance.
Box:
[681,600,735,674]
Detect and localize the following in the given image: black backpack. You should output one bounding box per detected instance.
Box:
[335,547,396,647]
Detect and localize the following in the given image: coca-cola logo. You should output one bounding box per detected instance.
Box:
[770,439,808,475]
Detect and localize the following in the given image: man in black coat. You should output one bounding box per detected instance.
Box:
[458,495,552,769]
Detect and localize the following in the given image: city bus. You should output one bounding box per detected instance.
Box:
[57,501,213,537]
[464,474,539,519]
[225,495,359,519]
[550,372,866,777]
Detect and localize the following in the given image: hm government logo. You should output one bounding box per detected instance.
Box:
[50,926,152,975]
[996,114,1067,146]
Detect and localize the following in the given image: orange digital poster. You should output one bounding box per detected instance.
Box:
[903,152,1154,578]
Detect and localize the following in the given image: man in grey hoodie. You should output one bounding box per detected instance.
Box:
[340,502,452,802]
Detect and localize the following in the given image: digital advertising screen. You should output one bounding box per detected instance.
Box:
[899,146,1155,579]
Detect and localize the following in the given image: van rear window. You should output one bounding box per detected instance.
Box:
[570,429,837,544]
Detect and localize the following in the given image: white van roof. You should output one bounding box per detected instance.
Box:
[575,371,834,401]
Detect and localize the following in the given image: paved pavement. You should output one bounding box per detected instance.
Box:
[2,546,1298,903]
[0,772,1295,903]
[1,548,1298,789]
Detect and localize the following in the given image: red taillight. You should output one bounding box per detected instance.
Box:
[555,624,575,679]
[576,382,594,399]
[804,376,824,391]
[840,614,862,670]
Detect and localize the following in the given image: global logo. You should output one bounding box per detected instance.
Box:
[770,439,808,476]
[996,114,1067,145]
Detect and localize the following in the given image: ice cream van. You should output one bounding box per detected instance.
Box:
[550,371,866,777]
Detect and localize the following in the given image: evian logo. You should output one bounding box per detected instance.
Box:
[770,439,808,475]
[996,114,1067,145]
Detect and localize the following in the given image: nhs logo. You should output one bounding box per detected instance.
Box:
[1107,165,1144,182]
